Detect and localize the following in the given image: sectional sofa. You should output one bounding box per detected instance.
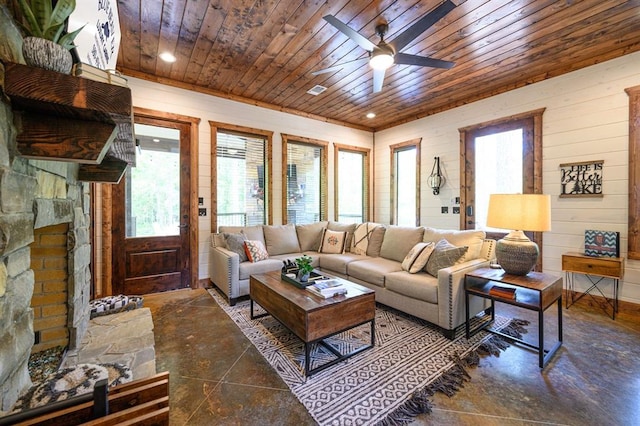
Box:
[209,222,495,338]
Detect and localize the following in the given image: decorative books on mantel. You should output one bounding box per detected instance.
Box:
[73,62,128,87]
[306,279,348,299]
[489,285,516,300]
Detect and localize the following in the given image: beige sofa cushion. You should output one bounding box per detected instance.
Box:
[384,271,438,304]
[347,257,402,287]
[423,228,485,262]
[219,225,266,247]
[367,226,386,257]
[263,224,300,255]
[296,221,328,251]
[379,226,425,262]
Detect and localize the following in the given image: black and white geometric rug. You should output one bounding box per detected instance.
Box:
[207,289,524,426]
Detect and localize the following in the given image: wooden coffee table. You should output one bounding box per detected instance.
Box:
[250,270,376,376]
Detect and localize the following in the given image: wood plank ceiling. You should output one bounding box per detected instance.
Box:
[116,0,640,131]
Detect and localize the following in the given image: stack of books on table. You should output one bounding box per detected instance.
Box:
[489,285,516,299]
[306,279,347,299]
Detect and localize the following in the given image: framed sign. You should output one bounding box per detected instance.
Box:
[68,0,121,70]
[559,160,603,198]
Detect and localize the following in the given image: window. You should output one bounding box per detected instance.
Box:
[390,139,421,226]
[282,134,328,224]
[335,144,370,223]
[210,122,273,230]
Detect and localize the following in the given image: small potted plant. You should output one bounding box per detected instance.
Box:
[17,0,85,74]
[295,255,314,282]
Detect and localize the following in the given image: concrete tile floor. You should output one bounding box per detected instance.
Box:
[143,288,640,425]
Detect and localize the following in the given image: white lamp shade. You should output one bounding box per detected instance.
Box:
[486,194,551,232]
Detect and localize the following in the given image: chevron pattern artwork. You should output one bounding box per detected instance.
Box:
[207,288,514,425]
[584,230,620,257]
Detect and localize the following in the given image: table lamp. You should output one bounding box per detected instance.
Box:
[486,194,551,275]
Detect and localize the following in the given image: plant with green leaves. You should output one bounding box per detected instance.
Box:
[17,0,84,50]
[295,255,314,275]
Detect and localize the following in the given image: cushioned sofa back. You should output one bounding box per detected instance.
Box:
[379,226,425,262]
[296,221,328,251]
[263,224,301,255]
[218,225,266,246]
[423,228,486,263]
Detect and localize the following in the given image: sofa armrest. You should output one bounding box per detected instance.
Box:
[209,246,240,302]
[437,258,491,331]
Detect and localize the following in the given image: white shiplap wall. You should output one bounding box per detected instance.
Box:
[127,77,373,280]
[375,51,640,304]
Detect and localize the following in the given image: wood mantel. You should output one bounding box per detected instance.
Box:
[3,62,135,181]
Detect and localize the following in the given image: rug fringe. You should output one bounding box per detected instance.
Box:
[377,318,528,426]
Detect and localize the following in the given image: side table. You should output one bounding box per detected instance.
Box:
[562,252,624,319]
[465,267,563,368]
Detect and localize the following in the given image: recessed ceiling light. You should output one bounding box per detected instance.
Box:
[159,52,176,63]
[153,138,160,143]
[366,112,376,119]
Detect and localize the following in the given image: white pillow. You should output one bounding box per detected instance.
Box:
[318,229,347,254]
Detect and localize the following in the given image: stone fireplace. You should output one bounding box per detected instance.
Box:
[0,7,92,412]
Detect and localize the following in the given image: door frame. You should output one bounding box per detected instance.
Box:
[459,108,545,269]
[97,107,200,295]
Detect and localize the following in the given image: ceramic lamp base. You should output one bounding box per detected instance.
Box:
[495,230,539,275]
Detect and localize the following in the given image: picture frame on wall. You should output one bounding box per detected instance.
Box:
[584,230,620,257]
[559,160,603,197]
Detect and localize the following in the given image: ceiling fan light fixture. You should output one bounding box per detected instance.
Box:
[369,51,394,70]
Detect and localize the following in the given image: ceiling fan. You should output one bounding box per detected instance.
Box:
[312,0,457,93]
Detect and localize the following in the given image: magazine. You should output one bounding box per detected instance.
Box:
[306,279,347,298]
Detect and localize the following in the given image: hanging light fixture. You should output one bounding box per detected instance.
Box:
[428,157,444,195]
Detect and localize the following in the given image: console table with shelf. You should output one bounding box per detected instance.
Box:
[465,267,563,368]
[561,252,624,320]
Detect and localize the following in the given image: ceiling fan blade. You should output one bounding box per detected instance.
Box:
[372,68,386,93]
[390,0,456,52]
[311,57,369,76]
[395,53,455,69]
[323,15,377,52]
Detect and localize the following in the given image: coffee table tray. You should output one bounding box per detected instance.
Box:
[280,270,326,288]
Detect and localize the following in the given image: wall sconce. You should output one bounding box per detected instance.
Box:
[428,156,444,195]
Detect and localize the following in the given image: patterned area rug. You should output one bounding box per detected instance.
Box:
[207,288,525,426]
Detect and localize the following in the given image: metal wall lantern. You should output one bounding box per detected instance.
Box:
[428,156,444,195]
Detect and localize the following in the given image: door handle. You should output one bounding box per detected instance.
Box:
[466,205,474,216]
[178,224,188,229]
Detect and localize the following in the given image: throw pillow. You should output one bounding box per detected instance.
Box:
[244,240,269,262]
[401,242,430,272]
[224,233,248,262]
[327,222,357,252]
[318,229,347,254]
[409,242,436,273]
[352,222,381,255]
[296,221,328,251]
[425,239,468,277]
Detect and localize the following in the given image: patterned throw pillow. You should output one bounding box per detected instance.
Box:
[224,233,248,262]
[244,240,269,262]
[401,242,436,274]
[351,222,381,255]
[318,229,347,254]
[424,239,468,277]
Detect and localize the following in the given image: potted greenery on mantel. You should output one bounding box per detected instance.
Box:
[16,0,84,74]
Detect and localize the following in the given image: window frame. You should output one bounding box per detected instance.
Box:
[626,85,640,259]
[281,134,328,225]
[210,121,273,231]
[334,143,370,223]
[390,138,421,226]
